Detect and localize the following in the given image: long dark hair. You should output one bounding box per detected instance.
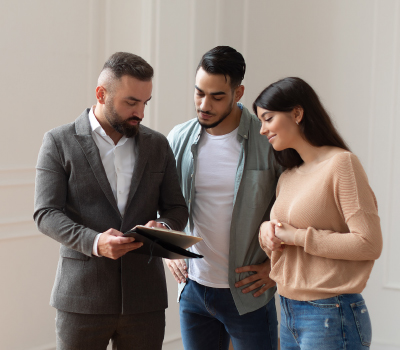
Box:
[253,77,350,169]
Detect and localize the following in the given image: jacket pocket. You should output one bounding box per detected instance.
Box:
[60,245,90,261]
[351,300,372,346]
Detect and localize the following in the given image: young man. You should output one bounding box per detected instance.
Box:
[167,46,281,350]
[34,52,188,349]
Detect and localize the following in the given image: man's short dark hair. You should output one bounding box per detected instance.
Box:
[102,52,153,81]
[196,46,246,89]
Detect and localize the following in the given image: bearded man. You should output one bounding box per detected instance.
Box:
[34,52,188,350]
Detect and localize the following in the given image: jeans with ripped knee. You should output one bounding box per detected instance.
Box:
[279,294,372,350]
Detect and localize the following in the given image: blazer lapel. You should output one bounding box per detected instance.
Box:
[125,128,151,211]
[73,109,121,217]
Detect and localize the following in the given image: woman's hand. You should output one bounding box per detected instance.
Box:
[274,222,296,246]
[259,220,284,252]
[259,219,297,252]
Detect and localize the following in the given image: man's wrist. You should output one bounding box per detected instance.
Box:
[158,222,171,230]
[92,232,103,257]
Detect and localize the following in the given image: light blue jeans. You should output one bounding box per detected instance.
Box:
[280,294,372,350]
[180,279,278,350]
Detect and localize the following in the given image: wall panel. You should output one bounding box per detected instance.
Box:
[382,0,400,291]
[360,1,400,345]
[0,236,59,350]
[0,168,37,240]
[148,0,192,135]
[0,1,91,169]
[0,1,104,349]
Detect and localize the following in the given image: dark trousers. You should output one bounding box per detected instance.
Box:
[56,309,165,350]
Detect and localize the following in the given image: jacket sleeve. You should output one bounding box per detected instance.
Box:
[33,132,98,256]
[155,138,189,231]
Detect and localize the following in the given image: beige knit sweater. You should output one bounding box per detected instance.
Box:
[267,152,382,301]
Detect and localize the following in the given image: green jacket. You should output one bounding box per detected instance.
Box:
[167,104,281,315]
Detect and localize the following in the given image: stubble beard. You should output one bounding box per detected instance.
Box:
[104,98,140,138]
[197,97,235,130]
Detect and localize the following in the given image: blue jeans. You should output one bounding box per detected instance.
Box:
[179,279,278,350]
[280,294,372,350]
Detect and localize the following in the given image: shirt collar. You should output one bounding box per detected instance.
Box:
[88,106,130,146]
[89,106,105,136]
[237,103,250,140]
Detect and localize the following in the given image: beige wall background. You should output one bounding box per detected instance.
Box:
[0,0,399,349]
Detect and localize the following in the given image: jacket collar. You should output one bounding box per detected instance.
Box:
[237,103,251,140]
[124,128,151,213]
[73,109,121,217]
[73,109,152,219]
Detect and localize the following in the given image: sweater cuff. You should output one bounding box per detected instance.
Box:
[294,229,307,247]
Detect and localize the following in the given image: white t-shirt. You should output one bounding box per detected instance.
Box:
[189,127,241,288]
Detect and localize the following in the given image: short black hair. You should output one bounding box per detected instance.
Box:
[196,46,245,89]
[253,77,350,169]
[102,52,153,81]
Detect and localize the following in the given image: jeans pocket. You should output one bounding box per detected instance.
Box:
[306,296,339,309]
[350,300,372,346]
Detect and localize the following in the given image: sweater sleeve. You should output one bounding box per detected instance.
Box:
[293,153,383,261]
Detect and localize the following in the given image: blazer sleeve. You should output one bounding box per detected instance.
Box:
[33,131,99,256]
[155,139,189,231]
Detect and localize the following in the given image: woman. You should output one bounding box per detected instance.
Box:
[253,77,382,350]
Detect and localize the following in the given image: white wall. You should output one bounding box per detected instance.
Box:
[0,1,94,349]
[0,0,399,349]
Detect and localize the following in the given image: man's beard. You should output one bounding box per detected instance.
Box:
[104,99,140,138]
[196,97,234,129]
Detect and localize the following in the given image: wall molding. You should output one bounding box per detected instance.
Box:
[383,0,400,290]
[185,0,196,122]
[215,0,221,44]
[366,0,378,177]
[0,167,35,187]
[384,282,400,291]
[0,167,37,240]
[0,218,40,241]
[0,217,33,226]
[27,343,56,350]
[372,342,400,350]
[241,0,249,108]
[140,0,157,130]
[153,0,161,132]
[86,0,121,107]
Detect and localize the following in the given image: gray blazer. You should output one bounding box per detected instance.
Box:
[34,109,188,315]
